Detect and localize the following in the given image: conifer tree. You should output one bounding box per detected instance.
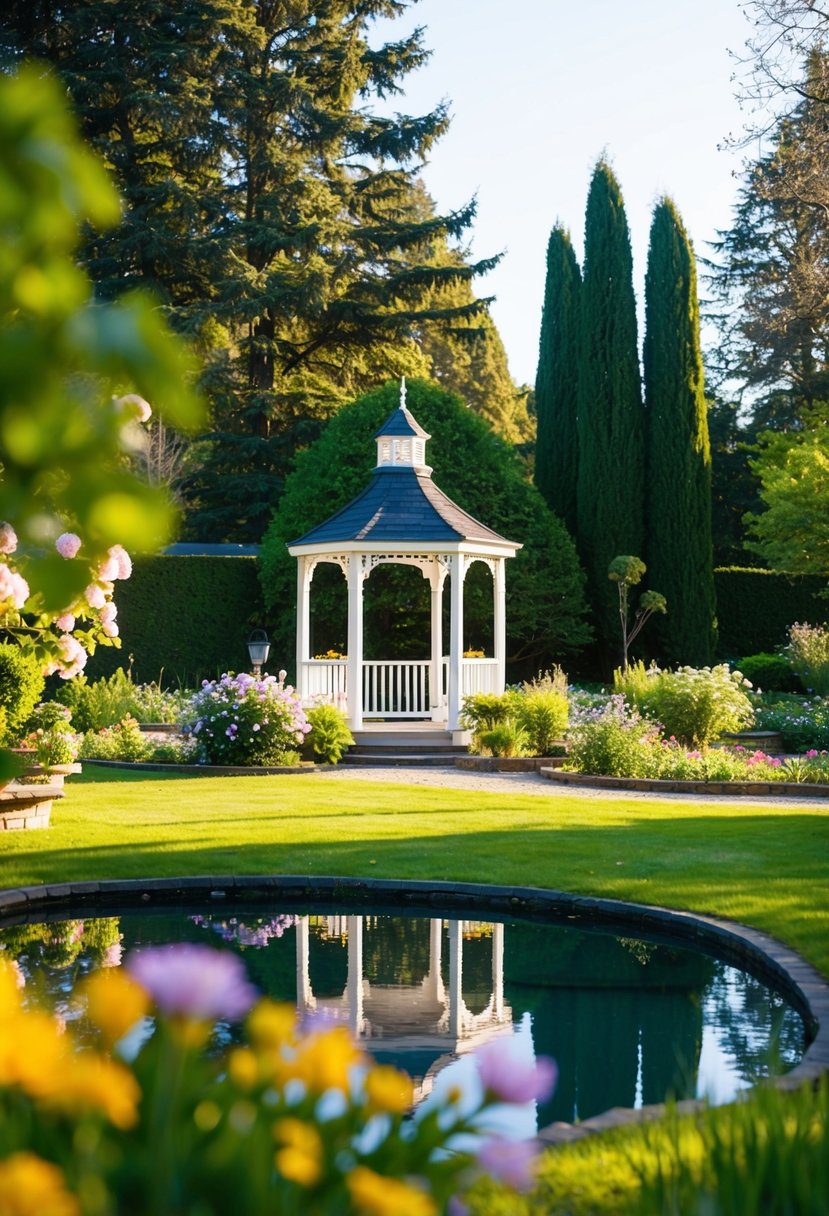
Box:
[644,199,715,665]
[2,1,498,542]
[534,225,580,533]
[576,162,644,652]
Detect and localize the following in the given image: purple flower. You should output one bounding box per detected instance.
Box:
[475,1040,557,1104]
[477,1138,538,1191]
[55,532,81,559]
[127,944,258,1021]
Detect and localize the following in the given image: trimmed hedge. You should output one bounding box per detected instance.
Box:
[715,568,827,658]
[84,557,267,687]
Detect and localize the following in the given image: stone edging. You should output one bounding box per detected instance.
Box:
[83,759,327,776]
[0,875,825,1147]
[539,766,829,798]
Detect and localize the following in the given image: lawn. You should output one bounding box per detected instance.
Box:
[1,767,827,978]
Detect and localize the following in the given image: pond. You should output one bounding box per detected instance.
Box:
[1,903,806,1134]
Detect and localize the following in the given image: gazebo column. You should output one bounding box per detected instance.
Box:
[429,564,446,723]
[296,556,312,703]
[494,557,506,695]
[447,553,465,733]
[346,555,365,731]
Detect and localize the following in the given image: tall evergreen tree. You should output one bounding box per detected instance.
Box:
[534,224,580,534]
[576,162,644,653]
[644,198,715,665]
[2,1,498,542]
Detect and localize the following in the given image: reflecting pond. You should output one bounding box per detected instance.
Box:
[0,906,806,1131]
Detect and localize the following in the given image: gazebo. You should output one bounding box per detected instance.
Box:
[288,383,520,734]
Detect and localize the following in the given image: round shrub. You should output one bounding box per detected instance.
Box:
[566,696,660,777]
[79,716,151,762]
[0,644,45,743]
[515,689,569,755]
[736,653,800,694]
[184,673,310,766]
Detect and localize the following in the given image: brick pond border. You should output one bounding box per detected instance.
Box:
[0,875,826,1147]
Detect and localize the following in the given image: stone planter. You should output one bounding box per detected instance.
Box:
[719,730,785,754]
[19,762,82,787]
[0,781,64,829]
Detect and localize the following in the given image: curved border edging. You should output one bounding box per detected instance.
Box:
[539,766,829,798]
[0,875,826,1147]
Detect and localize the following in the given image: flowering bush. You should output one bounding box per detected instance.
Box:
[185,673,311,766]
[753,695,829,752]
[79,715,151,762]
[566,696,661,778]
[29,722,80,768]
[0,947,555,1214]
[786,621,829,695]
[638,664,755,749]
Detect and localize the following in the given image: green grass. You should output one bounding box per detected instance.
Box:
[1,767,827,977]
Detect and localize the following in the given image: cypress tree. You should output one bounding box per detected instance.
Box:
[643,199,715,665]
[534,225,581,534]
[576,162,644,653]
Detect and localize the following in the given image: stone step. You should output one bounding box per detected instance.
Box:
[350,743,466,756]
[341,752,458,767]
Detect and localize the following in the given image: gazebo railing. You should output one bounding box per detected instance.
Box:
[363,660,432,718]
[302,660,347,704]
[301,657,499,718]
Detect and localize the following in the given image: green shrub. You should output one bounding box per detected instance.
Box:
[460,692,517,732]
[79,715,151,762]
[56,667,189,731]
[613,660,660,712]
[753,695,829,751]
[714,566,827,657]
[642,664,754,749]
[30,722,80,767]
[22,701,73,733]
[147,738,198,764]
[0,645,44,743]
[736,652,800,693]
[477,719,529,758]
[786,621,829,695]
[305,703,354,764]
[521,666,569,696]
[515,689,568,754]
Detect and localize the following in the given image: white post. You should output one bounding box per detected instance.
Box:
[494,557,506,695]
[447,553,465,732]
[295,916,315,1014]
[429,564,446,722]
[346,915,364,1037]
[296,556,311,703]
[448,918,463,1039]
[491,921,505,1020]
[346,554,365,730]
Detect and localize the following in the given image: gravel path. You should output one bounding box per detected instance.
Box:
[314,763,829,807]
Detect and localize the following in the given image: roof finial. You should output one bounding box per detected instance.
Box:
[400,375,407,410]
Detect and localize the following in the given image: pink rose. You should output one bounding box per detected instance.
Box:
[84,584,106,609]
[54,612,76,632]
[0,523,17,554]
[0,563,29,609]
[100,602,117,624]
[108,545,132,580]
[55,532,82,559]
[114,393,152,423]
[102,620,119,638]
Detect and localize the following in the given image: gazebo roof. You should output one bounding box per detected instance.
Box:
[289,467,515,548]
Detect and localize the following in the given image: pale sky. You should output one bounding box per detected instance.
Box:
[374,0,758,386]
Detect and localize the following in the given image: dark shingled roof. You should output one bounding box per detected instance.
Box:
[373,405,430,440]
[289,467,515,547]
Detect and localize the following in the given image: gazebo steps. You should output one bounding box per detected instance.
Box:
[344,727,467,766]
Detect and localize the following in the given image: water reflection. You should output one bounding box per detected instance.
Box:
[0,909,805,1130]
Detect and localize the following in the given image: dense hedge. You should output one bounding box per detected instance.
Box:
[84,557,266,687]
[715,568,828,658]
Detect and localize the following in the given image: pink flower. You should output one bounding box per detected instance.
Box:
[126,944,258,1021]
[0,563,29,610]
[85,583,106,609]
[55,532,82,559]
[0,523,17,554]
[54,612,76,632]
[100,601,117,625]
[56,633,88,680]
[107,545,132,580]
[475,1040,557,1105]
[477,1138,538,1192]
[102,620,119,638]
[114,393,152,423]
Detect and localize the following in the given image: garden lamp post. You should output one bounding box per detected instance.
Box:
[247,629,270,678]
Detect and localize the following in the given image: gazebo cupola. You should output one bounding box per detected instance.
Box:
[288,381,521,734]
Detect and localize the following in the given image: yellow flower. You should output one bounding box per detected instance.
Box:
[364,1064,413,1114]
[0,1011,67,1096]
[346,1167,436,1216]
[247,1000,296,1051]
[0,959,22,1018]
[228,1046,259,1090]
[273,1117,323,1187]
[44,1054,141,1129]
[291,1027,362,1094]
[0,1153,80,1216]
[79,968,149,1045]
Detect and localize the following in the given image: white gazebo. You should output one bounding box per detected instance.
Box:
[288,383,521,734]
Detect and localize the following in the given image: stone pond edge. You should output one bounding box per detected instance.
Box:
[0,874,826,1149]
